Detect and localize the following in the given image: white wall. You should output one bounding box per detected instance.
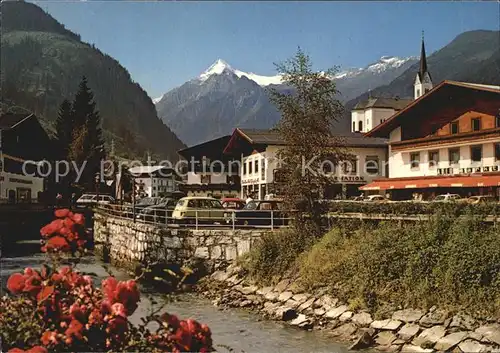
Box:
[0,171,44,201]
[389,138,500,178]
[186,172,228,184]
[351,111,365,132]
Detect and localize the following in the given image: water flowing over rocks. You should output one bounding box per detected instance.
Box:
[198,264,500,352]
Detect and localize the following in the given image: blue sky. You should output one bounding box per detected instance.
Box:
[37,1,499,98]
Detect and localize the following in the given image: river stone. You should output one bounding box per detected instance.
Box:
[458,339,489,353]
[297,297,316,312]
[419,309,449,328]
[285,299,301,310]
[401,344,433,352]
[398,323,421,341]
[314,308,326,317]
[434,331,468,351]
[257,286,273,296]
[292,293,310,305]
[240,285,258,295]
[278,291,294,302]
[274,306,297,321]
[413,325,447,347]
[475,324,500,345]
[449,313,476,331]
[375,345,401,352]
[290,314,309,326]
[325,305,349,319]
[264,291,279,302]
[392,309,424,323]
[376,331,397,346]
[211,270,229,282]
[263,302,281,316]
[349,331,373,350]
[239,300,252,307]
[274,279,291,293]
[339,311,354,322]
[371,319,403,331]
[316,295,338,311]
[352,312,373,327]
[331,323,357,339]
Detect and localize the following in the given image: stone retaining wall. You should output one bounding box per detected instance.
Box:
[200,264,500,352]
[93,213,265,271]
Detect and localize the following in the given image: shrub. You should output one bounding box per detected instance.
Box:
[1,209,213,353]
[297,211,500,316]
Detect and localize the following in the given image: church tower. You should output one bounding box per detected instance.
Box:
[414,31,433,99]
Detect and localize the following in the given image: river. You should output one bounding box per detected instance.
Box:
[1,240,348,353]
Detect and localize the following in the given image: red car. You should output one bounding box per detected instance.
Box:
[221,198,246,210]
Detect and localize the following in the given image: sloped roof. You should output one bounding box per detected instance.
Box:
[366,80,500,138]
[0,113,33,129]
[353,97,413,111]
[178,135,231,159]
[224,128,387,154]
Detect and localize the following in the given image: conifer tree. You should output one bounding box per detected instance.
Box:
[54,99,73,160]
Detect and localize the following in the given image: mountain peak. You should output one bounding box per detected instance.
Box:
[199,59,234,81]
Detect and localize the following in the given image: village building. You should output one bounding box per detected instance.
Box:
[360,81,500,200]
[0,112,51,203]
[177,135,240,198]
[128,165,182,198]
[223,128,388,200]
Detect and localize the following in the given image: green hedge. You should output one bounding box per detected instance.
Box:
[328,201,500,216]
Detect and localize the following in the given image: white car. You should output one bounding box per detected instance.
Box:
[432,194,462,202]
[76,194,115,206]
[364,195,387,202]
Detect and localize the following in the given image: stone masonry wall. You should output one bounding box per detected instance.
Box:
[93,213,264,271]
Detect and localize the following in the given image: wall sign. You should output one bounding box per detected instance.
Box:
[438,165,499,175]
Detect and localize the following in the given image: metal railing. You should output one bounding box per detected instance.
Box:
[95,203,292,230]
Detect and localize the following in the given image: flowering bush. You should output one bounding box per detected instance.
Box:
[1,209,213,352]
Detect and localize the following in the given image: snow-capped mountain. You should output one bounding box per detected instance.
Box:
[155,55,418,146]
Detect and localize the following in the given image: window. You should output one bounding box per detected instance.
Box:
[449,148,460,165]
[254,160,259,173]
[410,152,420,169]
[470,145,482,163]
[450,122,459,134]
[352,121,356,132]
[496,143,500,161]
[248,161,252,174]
[243,162,247,175]
[365,156,379,175]
[342,159,357,174]
[428,151,439,168]
[417,89,420,97]
[472,118,481,131]
[496,113,500,128]
[358,121,363,132]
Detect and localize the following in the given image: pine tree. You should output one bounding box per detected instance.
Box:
[71,76,106,188]
[54,99,73,160]
[268,48,348,236]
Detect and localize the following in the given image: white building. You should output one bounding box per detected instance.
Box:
[128,165,182,198]
[362,81,500,200]
[223,129,388,200]
[351,97,413,133]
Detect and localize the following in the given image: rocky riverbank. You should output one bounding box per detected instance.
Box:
[198,264,500,352]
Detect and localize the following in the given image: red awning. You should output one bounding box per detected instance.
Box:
[360,174,500,191]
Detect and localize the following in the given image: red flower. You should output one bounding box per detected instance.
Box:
[115,280,140,315]
[102,277,118,300]
[8,348,25,353]
[71,213,85,225]
[24,275,42,296]
[40,219,64,237]
[186,318,201,335]
[36,285,54,303]
[41,330,58,346]
[106,315,128,335]
[65,319,84,340]
[111,303,127,318]
[43,236,70,252]
[55,208,71,218]
[27,347,48,353]
[63,217,75,229]
[7,273,25,294]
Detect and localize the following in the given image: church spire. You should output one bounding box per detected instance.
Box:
[414,30,433,99]
[419,31,429,80]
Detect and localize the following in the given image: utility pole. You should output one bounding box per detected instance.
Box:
[0,129,3,202]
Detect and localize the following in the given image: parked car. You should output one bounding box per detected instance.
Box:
[351,196,364,202]
[172,197,225,224]
[221,198,246,210]
[432,194,463,202]
[76,194,115,207]
[137,198,177,223]
[228,200,288,227]
[364,195,387,202]
[467,195,497,204]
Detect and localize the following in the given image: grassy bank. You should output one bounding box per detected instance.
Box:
[242,210,500,317]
